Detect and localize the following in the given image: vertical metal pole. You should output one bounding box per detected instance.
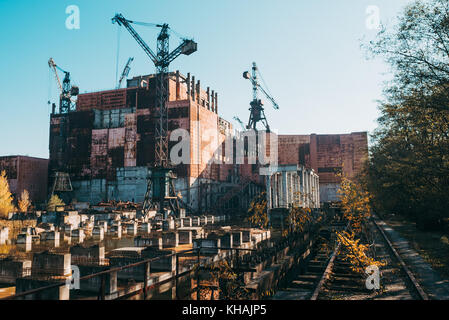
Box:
[175,253,179,300]
[99,274,106,300]
[143,262,149,300]
[197,248,201,300]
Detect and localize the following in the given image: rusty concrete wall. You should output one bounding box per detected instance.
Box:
[0,156,48,203]
[50,72,227,207]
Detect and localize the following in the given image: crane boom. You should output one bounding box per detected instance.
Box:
[112,14,159,64]
[116,57,134,89]
[48,58,63,93]
[233,116,246,130]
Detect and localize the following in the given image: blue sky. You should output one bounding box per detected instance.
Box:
[0,0,412,159]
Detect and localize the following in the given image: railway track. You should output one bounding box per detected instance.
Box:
[273,217,430,300]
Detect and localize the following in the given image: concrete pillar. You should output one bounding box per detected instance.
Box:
[282,172,288,208]
[266,174,272,210]
[176,70,180,100]
[186,73,190,97]
[206,87,210,110]
[196,80,200,103]
[214,92,218,114]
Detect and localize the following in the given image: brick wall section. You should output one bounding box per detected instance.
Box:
[0,156,49,203]
[278,132,368,183]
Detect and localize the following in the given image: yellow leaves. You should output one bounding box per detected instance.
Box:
[337,175,372,234]
[0,171,15,218]
[195,260,250,300]
[47,194,65,211]
[287,206,312,233]
[0,244,13,255]
[336,231,386,274]
[247,192,268,229]
[18,189,31,213]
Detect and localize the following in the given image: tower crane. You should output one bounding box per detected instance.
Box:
[243,62,279,132]
[47,58,77,200]
[48,58,79,114]
[116,57,134,89]
[112,13,197,217]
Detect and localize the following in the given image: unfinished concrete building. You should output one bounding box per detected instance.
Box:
[0,156,49,204]
[49,71,262,213]
[278,132,368,202]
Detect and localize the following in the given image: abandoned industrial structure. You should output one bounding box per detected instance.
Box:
[0,12,370,301]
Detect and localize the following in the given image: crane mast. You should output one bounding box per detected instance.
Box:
[112,13,197,216]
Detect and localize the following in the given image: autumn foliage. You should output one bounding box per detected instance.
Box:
[47,194,65,211]
[18,189,31,213]
[336,230,385,274]
[337,175,371,234]
[247,192,268,229]
[0,171,15,218]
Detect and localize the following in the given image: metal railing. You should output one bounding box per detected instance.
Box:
[1,245,259,301]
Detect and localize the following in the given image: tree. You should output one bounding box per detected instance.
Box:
[246,192,268,229]
[337,175,371,234]
[47,194,65,211]
[336,230,386,274]
[365,0,449,230]
[0,171,15,218]
[18,189,31,213]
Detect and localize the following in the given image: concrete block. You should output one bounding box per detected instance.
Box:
[220,233,233,248]
[124,222,137,236]
[175,218,184,228]
[138,222,151,234]
[232,232,243,246]
[178,230,192,245]
[16,233,32,245]
[92,226,104,240]
[162,232,179,248]
[191,217,200,227]
[242,230,251,243]
[182,217,192,227]
[162,219,175,231]
[134,236,163,249]
[70,244,105,265]
[15,278,69,300]
[32,252,71,277]
[142,248,176,273]
[0,259,31,284]
[193,238,221,255]
[71,229,85,242]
